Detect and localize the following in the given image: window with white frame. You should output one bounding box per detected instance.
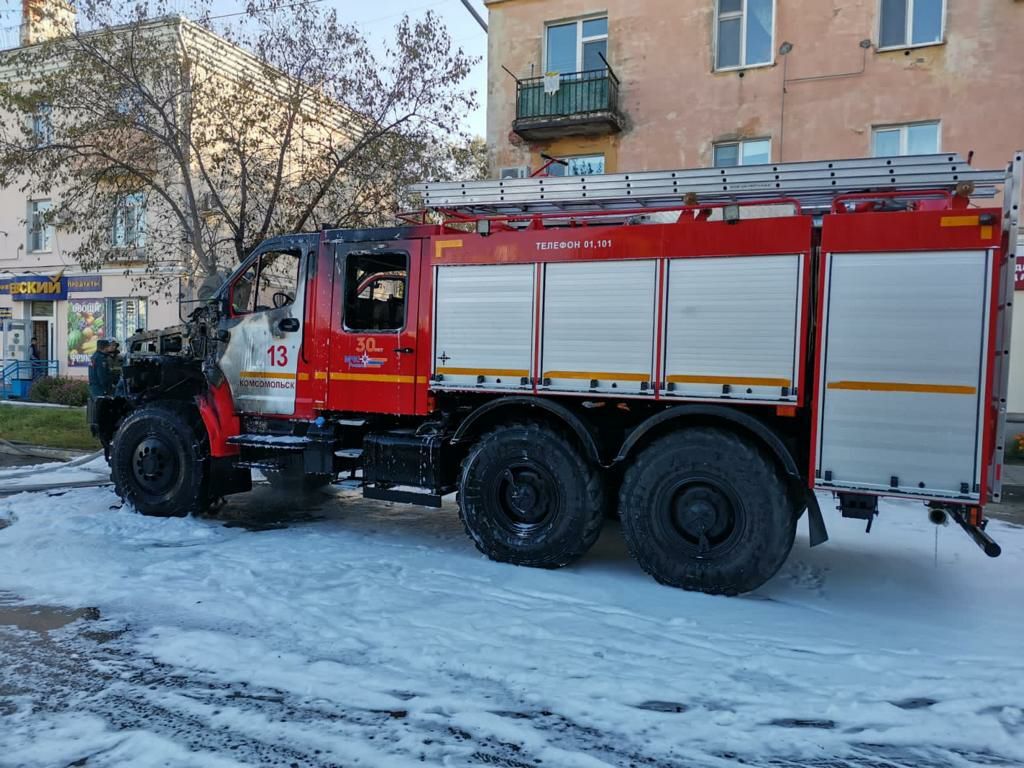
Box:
[872,121,940,156]
[715,0,774,70]
[107,297,148,342]
[546,154,606,177]
[112,192,146,249]
[27,200,53,252]
[879,0,944,49]
[31,104,52,146]
[713,138,771,167]
[545,16,608,75]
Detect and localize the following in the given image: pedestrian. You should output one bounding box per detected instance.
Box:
[29,336,42,379]
[88,339,112,398]
[108,339,123,384]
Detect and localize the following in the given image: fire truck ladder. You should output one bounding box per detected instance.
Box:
[410,153,1007,215]
[989,151,1024,504]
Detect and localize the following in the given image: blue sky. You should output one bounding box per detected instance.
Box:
[0,0,489,136]
[208,0,490,137]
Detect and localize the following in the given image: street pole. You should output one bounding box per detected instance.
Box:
[459,0,487,33]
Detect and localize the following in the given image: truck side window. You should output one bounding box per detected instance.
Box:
[344,252,408,332]
[230,249,300,316]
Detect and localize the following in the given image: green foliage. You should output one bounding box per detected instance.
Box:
[28,376,91,407]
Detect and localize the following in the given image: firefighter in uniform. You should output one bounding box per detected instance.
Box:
[88,339,113,397]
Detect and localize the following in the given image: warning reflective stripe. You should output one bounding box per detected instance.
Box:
[667,374,791,387]
[329,372,427,384]
[544,371,649,382]
[940,216,980,228]
[827,380,977,395]
[240,371,297,381]
[438,367,529,377]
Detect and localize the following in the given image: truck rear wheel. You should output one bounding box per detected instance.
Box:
[110,404,209,517]
[458,422,606,569]
[618,428,795,595]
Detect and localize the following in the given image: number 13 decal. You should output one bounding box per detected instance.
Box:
[268,345,289,367]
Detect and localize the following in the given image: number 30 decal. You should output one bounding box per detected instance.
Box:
[267,345,289,367]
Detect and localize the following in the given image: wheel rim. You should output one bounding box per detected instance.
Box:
[132,435,180,496]
[488,461,560,537]
[654,474,745,559]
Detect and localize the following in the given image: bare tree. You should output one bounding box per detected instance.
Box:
[0,0,478,293]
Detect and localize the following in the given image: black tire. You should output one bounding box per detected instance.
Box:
[110,404,209,517]
[618,428,796,595]
[458,422,606,569]
[263,469,332,493]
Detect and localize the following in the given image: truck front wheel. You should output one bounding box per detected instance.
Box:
[458,422,606,569]
[110,405,209,517]
[618,428,796,595]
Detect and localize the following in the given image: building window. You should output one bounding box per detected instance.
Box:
[872,121,940,156]
[547,154,606,176]
[31,104,52,146]
[111,192,146,249]
[878,0,944,49]
[713,138,772,167]
[107,298,147,343]
[545,16,608,75]
[27,199,53,252]
[715,0,774,70]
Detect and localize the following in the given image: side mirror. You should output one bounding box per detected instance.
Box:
[216,329,231,343]
[278,317,300,333]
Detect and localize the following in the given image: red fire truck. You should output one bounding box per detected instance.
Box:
[91,152,1022,595]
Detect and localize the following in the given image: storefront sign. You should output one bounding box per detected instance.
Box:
[0,273,68,301]
[67,298,106,367]
[67,275,103,293]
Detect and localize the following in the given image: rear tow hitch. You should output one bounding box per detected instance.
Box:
[941,506,1002,558]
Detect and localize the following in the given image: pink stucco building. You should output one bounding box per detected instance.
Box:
[485,0,1023,177]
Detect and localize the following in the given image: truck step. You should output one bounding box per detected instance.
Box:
[363,485,444,508]
[236,459,288,472]
[228,434,312,452]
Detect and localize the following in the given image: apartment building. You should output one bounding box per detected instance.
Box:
[484,0,1024,409]
[0,0,353,382]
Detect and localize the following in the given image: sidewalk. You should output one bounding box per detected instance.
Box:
[1002,462,1024,487]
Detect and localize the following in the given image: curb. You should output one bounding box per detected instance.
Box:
[0,441,93,462]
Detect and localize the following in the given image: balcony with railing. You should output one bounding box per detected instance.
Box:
[513,66,624,141]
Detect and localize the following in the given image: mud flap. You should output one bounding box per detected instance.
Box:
[806,490,828,547]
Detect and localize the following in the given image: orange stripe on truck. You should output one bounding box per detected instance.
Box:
[240,371,297,381]
[827,380,977,395]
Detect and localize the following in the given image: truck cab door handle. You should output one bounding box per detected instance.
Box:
[395,347,414,355]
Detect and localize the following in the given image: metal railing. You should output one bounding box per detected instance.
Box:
[1,360,60,399]
[515,67,621,122]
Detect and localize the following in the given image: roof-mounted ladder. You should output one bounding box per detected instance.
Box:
[409,153,1007,216]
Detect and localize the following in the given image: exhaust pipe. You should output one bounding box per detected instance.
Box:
[949,508,1002,558]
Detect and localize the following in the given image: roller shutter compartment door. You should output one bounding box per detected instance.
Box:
[816,250,991,500]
